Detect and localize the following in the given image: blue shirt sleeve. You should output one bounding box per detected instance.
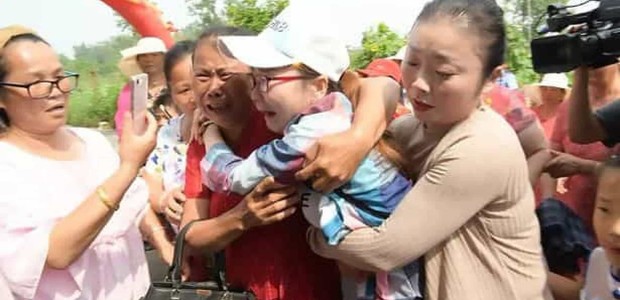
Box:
[200,102,353,195]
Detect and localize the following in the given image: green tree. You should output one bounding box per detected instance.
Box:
[63,34,139,127]
[71,34,139,76]
[224,0,289,33]
[350,23,406,70]
[503,0,556,40]
[505,23,539,85]
[185,0,225,28]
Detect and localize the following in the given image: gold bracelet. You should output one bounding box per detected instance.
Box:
[96,186,119,211]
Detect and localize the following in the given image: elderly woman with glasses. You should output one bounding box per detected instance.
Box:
[0,28,160,299]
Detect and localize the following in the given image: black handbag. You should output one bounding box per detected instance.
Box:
[142,220,256,300]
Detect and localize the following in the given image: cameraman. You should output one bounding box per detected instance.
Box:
[569,66,620,147]
[544,64,620,232]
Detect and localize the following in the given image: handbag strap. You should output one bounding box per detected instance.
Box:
[213,250,228,291]
[169,219,228,290]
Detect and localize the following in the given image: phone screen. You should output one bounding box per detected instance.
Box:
[131,73,149,134]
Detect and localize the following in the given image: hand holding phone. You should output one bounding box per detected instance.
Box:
[131,73,149,134]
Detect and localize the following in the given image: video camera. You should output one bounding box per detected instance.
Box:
[530,0,620,73]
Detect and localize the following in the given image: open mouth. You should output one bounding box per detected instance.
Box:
[206,102,228,112]
[412,99,435,112]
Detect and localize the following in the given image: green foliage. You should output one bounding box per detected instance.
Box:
[71,35,139,76]
[183,0,287,37]
[350,23,406,70]
[173,22,204,41]
[224,0,289,33]
[505,24,539,85]
[68,75,124,128]
[185,0,225,28]
[63,34,137,127]
[503,0,557,39]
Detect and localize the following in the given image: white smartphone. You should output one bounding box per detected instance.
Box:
[131,73,149,134]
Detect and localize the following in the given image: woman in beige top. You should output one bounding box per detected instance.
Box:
[307,0,550,299]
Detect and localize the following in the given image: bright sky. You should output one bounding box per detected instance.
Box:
[0,0,428,57]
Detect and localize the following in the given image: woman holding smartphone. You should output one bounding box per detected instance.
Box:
[0,28,158,299]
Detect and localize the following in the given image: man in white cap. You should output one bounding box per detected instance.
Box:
[114,37,167,137]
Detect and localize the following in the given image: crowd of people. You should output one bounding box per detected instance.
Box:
[1,0,620,299]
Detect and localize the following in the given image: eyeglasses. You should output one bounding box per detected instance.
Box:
[0,72,79,99]
[251,75,314,93]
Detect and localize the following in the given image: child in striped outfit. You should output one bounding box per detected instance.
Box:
[199,4,421,299]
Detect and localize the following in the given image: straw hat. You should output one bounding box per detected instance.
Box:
[0,25,37,48]
[118,37,167,77]
[538,73,569,90]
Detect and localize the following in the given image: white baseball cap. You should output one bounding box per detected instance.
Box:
[538,73,569,89]
[387,46,407,62]
[118,37,167,77]
[218,4,349,82]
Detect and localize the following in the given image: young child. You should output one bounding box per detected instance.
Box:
[583,155,620,299]
[199,4,421,300]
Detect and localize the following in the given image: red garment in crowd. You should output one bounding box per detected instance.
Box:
[532,103,560,140]
[539,116,557,140]
[551,102,620,233]
[184,110,342,300]
[483,85,538,133]
[483,85,553,205]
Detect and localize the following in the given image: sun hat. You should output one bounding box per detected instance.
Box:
[357,58,402,83]
[387,46,407,62]
[0,25,37,49]
[218,4,349,82]
[118,37,167,77]
[538,73,569,90]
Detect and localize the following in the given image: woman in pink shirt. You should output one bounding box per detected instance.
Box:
[114,37,167,138]
[0,31,159,299]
